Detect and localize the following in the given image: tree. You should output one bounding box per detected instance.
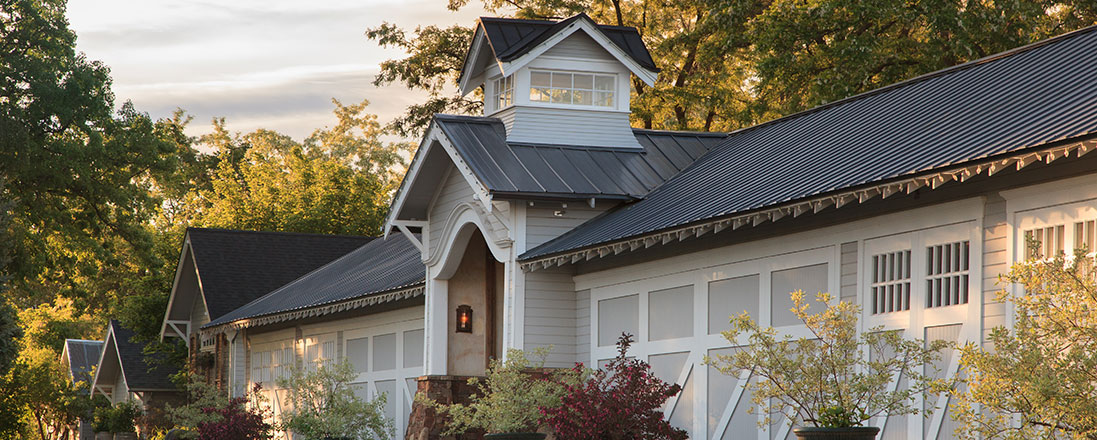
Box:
[276,360,392,440]
[184,99,409,237]
[952,251,1097,439]
[367,0,1097,137]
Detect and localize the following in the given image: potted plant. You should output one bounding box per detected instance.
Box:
[93,406,112,440]
[111,401,141,440]
[425,347,578,440]
[276,359,392,440]
[707,291,950,440]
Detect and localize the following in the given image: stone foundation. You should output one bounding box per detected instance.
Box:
[405,375,485,440]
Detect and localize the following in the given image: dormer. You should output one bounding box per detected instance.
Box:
[457,14,659,149]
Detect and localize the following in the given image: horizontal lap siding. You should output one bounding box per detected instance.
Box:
[505,107,639,148]
[982,194,1008,346]
[428,165,475,258]
[542,33,616,61]
[840,241,858,305]
[524,267,578,367]
[526,205,609,250]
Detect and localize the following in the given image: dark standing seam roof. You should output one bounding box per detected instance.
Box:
[205,234,425,327]
[109,321,179,391]
[520,25,1097,260]
[186,228,374,319]
[478,14,658,71]
[434,114,726,199]
[65,339,103,387]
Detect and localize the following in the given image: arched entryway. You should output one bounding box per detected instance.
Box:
[443,228,504,376]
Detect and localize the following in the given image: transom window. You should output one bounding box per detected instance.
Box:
[1024,225,1065,259]
[492,75,513,110]
[871,250,911,314]
[925,241,970,308]
[530,70,615,107]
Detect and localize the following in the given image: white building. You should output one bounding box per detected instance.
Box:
[189,14,1097,440]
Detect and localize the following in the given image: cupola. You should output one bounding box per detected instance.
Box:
[457,14,659,149]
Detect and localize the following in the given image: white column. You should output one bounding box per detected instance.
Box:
[424,273,449,376]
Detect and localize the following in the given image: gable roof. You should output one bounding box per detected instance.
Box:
[185,228,374,319]
[204,233,425,330]
[479,15,656,70]
[459,14,659,94]
[434,114,726,200]
[520,24,1097,264]
[62,339,103,388]
[97,321,179,391]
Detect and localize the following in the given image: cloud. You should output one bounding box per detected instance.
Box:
[67,0,493,142]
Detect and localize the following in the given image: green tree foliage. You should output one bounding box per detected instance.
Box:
[183,99,409,236]
[368,0,1097,136]
[952,251,1097,439]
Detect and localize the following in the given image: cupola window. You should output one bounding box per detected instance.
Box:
[492,75,513,110]
[530,70,615,107]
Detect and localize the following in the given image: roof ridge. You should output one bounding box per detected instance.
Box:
[722,23,1097,140]
[632,127,728,137]
[186,227,375,240]
[66,339,104,343]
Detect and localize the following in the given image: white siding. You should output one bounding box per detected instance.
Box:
[230,330,247,397]
[840,241,858,304]
[503,106,641,149]
[428,164,475,258]
[982,193,1008,345]
[542,32,616,61]
[576,289,591,365]
[526,204,610,250]
[523,267,579,368]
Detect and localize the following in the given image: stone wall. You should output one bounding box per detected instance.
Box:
[405,375,485,440]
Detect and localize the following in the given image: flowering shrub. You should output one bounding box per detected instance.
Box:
[540,334,687,440]
[195,384,272,440]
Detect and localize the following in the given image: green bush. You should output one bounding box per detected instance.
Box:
[94,401,142,433]
[276,359,392,440]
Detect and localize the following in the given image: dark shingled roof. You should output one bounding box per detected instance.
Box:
[521,25,1097,260]
[109,321,179,391]
[478,14,658,71]
[434,114,726,200]
[187,228,374,319]
[64,339,103,387]
[205,233,425,327]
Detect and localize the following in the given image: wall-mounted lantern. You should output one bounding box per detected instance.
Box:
[456,304,473,333]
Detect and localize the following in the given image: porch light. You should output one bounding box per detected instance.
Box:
[456,304,473,333]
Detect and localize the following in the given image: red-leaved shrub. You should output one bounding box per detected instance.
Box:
[196,384,272,440]
[540,333,688,440]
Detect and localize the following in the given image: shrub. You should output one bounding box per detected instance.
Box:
[195,384,273,440]
[428,347,578,435]
[94,400,142,433]
[540,334,687,440]
[276,359,392,440]
[707,291,949,428]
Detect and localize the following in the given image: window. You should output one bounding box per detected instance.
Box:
[305,337,335,370]
[492,75,513,110]
[1076,220,1096,254]
[925,241,969,308]
[530,70,615,107]
[251,344,293,385]
[871,250,911,314]
[1024,225,1065,259]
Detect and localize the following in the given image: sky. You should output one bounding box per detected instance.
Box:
[66,0,491,143]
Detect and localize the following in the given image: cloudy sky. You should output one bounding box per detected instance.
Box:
[66,0,490,143]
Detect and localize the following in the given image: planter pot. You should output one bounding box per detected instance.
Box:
[484,434,547,440]
[94,432,111,440]
[793,427,880,440]
[113,432,138,440]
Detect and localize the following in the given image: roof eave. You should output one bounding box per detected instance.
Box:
[519,135,1097,270]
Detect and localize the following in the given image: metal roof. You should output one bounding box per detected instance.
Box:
[107,321,179,391]
[63,339,103,388]
[434,114,726,200]
[205,233,425,328]
[479,14,657,71]
[521,24,1097,261]
[186,228,374,319]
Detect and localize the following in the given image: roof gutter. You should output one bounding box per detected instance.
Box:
[519,135,1097,271]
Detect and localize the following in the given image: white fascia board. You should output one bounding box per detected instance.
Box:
[384,122,495,236]
[384,123,441,235]
[159,236,194,341]
[498,18,659,86]
[458,26,490,96]
[90,325,120,396]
